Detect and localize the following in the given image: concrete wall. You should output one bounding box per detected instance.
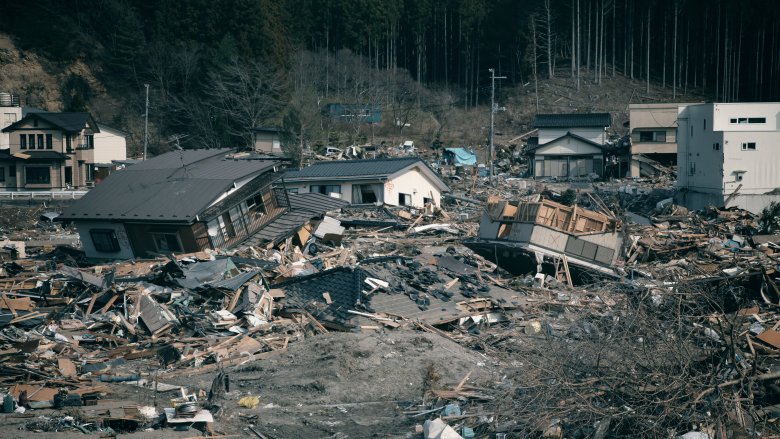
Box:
[538,127,605,145]
[76,221,134,259]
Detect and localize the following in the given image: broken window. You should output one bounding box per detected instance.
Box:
[352,184,383,204]
[90,229,120,253]
[245,193,267,216]
[398,193,412,206]
[423,197,433,205]
[741,142,757,151]
[25,166,50,184]
[152,232,183,253]
[310,184,341,196]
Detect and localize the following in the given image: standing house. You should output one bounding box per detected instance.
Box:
[60,149,291,259]
[527,113,612,179]
[252,127,283,154]
[629,103,698,177]
[0,92,23,150]
[282,157,449,208]
[0,112,126,190]
[677,102,780,214]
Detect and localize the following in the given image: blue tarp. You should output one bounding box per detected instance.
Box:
[444,148,477,166]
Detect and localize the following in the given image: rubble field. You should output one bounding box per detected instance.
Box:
[5,171,780,439]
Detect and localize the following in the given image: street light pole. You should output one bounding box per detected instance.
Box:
[143,84,149,161]
[489,68,506,186]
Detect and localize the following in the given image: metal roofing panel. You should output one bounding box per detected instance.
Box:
[534,113,612,128]
[284,157,422,180]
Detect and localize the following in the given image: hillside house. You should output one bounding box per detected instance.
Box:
[677,102,780,214]
[252,127,283,154]
[628,103,700,177]
[527,113,612,179]
[282,157,449,208]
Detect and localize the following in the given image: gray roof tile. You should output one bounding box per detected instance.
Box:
[284,157,424,180]
[534,113,612,128]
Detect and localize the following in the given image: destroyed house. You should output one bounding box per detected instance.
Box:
[465,197,622,276]
[61,149,291,259]
[282,157,449,208]
[527,113,612,179]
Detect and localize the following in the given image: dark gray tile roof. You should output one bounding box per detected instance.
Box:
[60,149,277,222]
[284,157,424,180]
[15,151,69,160]
[2,112,98,133]
[534,113,612,128]
[277,267,369,326]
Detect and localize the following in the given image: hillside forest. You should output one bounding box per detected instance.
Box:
[0,0,779,157]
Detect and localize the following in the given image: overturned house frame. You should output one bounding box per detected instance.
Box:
[465,197,623,278]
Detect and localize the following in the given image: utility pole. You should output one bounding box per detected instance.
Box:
[143,84,149,161]
[489,68,506,186]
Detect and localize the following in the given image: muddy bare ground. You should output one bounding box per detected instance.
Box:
[0,330,495,438]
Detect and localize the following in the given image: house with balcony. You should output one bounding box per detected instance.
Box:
[628,103,701,177]
[0,111,126,191]
[60,149,345,259]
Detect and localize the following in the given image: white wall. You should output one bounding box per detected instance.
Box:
[0,107,22,149]
[291,180,355,202]
[677,104,724,194]
[722,130,780,195]
[385,167,442,207]
[76,221,134,259]
[535,137,603,156]
[712,103,780,131]
[95,124,127,163]
[538,127,606,145]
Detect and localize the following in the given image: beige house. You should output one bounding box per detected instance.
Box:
[628,103,698,177]
[252,127,283,154]
[0,112,109,190]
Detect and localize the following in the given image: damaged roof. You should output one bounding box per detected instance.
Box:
[534,113,612,129]
[61,149,277,223]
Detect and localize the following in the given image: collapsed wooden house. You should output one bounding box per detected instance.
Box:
[465,196,623,278]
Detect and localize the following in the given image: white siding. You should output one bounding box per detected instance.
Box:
[95,124,127,163]
[535,137,603,156]
[385,168,442,207]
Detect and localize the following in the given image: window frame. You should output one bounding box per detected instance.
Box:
[19,134,26,149]
[151,232,184,253]
[45,134,53,149]
[310,184,342,195]
[90,229,121,253]
[741,142,757,151]
[24,166,50,185]
[398,192,412,206]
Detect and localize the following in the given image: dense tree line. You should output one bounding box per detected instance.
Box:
[0,0,779,153]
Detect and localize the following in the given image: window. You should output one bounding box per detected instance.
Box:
[66,136,72,153]
[19,135,26,149]
[245,193,267,216]
[90,229,120,253]
[37,134,44,149]
[0,168,4,182]
[399,193,412,206]
[85,164,95,182]
[742,142,757,151]
[688,162,696,176]
[310,184,342,195]
[152,232,183,253]
[287,188,299,194]
[25,166,50,184]
[730,117,766,124]
[639,130,667,142]
[703,119,707,130]
[423,197,433,205]
[713,142,720,150]
[45,134,52,149]
[85,134,94,149]
[28,134,35,149]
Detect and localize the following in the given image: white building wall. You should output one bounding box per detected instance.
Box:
[538,127,605,145]
[0,106,23,150]
[94,124,127,163]
[677,104,724,195]
[534,138,603,156]
[711,103,780,131]
[291,180,355,202]
[723,131,780,195]
[384,168,442,207]
[76,221,134,259]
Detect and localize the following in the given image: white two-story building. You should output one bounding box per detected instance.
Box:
[677,102,780,213]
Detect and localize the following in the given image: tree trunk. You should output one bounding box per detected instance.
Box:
[646,7,650,94]
[572,0,576,79]
[673,0,678,99]
[546,0,553,78]
[577,0,581,89]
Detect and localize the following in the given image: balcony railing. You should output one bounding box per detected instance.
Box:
[76,143,94,150]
